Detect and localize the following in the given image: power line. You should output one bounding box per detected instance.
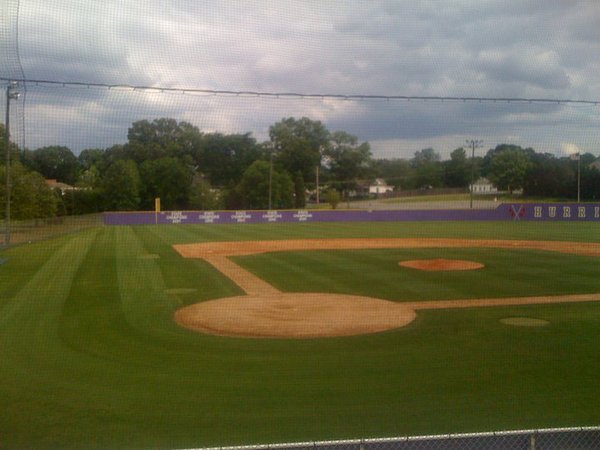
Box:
[2,77,600,106]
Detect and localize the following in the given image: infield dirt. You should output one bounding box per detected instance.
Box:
[173,238,600,338]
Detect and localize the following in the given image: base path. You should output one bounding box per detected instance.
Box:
[173,238,600,338]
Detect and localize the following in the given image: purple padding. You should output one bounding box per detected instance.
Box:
[103,204,600,225]
[502,203,600,221]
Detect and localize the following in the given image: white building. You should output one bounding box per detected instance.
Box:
[369,178,394,195]
[469,177,498,195]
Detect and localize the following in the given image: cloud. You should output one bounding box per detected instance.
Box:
[3,0,600,158]
[561,143,581,156]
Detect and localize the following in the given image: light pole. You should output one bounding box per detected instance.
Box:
[315,164,319,205]
[268,145,273,210]
[4,80,20,247]
[576,152,581,203]
[466,139,483,209]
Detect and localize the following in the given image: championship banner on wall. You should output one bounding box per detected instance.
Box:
[104,203,600,225]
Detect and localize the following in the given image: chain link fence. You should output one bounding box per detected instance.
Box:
[194,427,600,450]
[1,213,103,247]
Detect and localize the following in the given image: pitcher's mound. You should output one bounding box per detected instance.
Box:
[400,258,484,271]
[175,293,416,338]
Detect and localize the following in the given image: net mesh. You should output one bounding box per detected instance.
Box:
[2,0,599,160]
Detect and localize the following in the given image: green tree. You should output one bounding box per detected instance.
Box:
[0,163,58,219]
[523,153,573,198]
[189,176,222,210]
[236,160,293,209]
[62,189,103,215]
[101,159,141,211]
[580,164,600,200]
[269,117,330,181]
[372,158,412,189]
[28,146,80,184]
[411,148,442,188]
[326,188,340,209]
[443,147,471,187]
[77,165,101,189]
[139,157,193,210]
[197,133,262,186]
[0,124,20,166]
[293,171,306,208]
[488,148,532,193]
[323,131,372,199]
[78,148,105,170]
[126,118,203,163]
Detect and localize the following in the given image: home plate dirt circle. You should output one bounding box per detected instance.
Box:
[399,258,484,271]
[174,293,417,338]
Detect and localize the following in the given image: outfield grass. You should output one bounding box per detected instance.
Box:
[0,221,599,449]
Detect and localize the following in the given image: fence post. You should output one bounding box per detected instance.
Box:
[529,432,536,450]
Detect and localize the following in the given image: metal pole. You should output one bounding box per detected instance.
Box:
[4,84,11,247]
[268,149,273,210]
[4,81,19,247]
[466,139,482,210]
[577,153,581,203]
[470,141,475,209]
[315,164,319,205]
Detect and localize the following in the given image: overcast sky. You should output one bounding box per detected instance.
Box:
[3,0,600,158]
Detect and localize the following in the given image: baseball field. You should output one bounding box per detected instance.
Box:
[1,220,600,449]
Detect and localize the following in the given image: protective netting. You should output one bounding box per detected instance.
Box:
[1,83,598,164]
[2,0,599,159]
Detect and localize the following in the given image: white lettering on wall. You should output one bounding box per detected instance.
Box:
[198,212,220,223]
[262,211,283,222]
[231,211,252,223]
[165,211,188,224]
[293,210,313,222]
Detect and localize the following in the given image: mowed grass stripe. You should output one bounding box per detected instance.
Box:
[147,221,600,244]
[235,247,600,301]
[114,227,182,335]
[0,229,98,343]
[133,226,244,302]
[0,230,103,447]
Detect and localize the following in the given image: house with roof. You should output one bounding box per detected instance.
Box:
[469,177,498,195]
[369,178,394,195]
[45,179,77,195]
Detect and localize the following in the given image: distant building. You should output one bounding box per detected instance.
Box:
[469,177,498,195]
[369,178,394,195]
[591,159,600,171]
[45,179,77,195]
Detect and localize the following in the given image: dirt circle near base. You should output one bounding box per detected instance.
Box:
[174,293,417,338]
[500,317,550,327]
[399,258,484,271]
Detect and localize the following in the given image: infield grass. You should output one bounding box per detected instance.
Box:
[0,221,599,449]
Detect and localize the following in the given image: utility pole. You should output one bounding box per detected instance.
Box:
[577,152,581,203]
[315,164,319,205]
[466,139,483,209]
[4,81,20,247]
[268,146,273,210]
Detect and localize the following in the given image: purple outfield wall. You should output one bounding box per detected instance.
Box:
[103,203,600,225]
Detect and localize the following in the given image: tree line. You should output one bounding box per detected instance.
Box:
[0,118,599,219]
